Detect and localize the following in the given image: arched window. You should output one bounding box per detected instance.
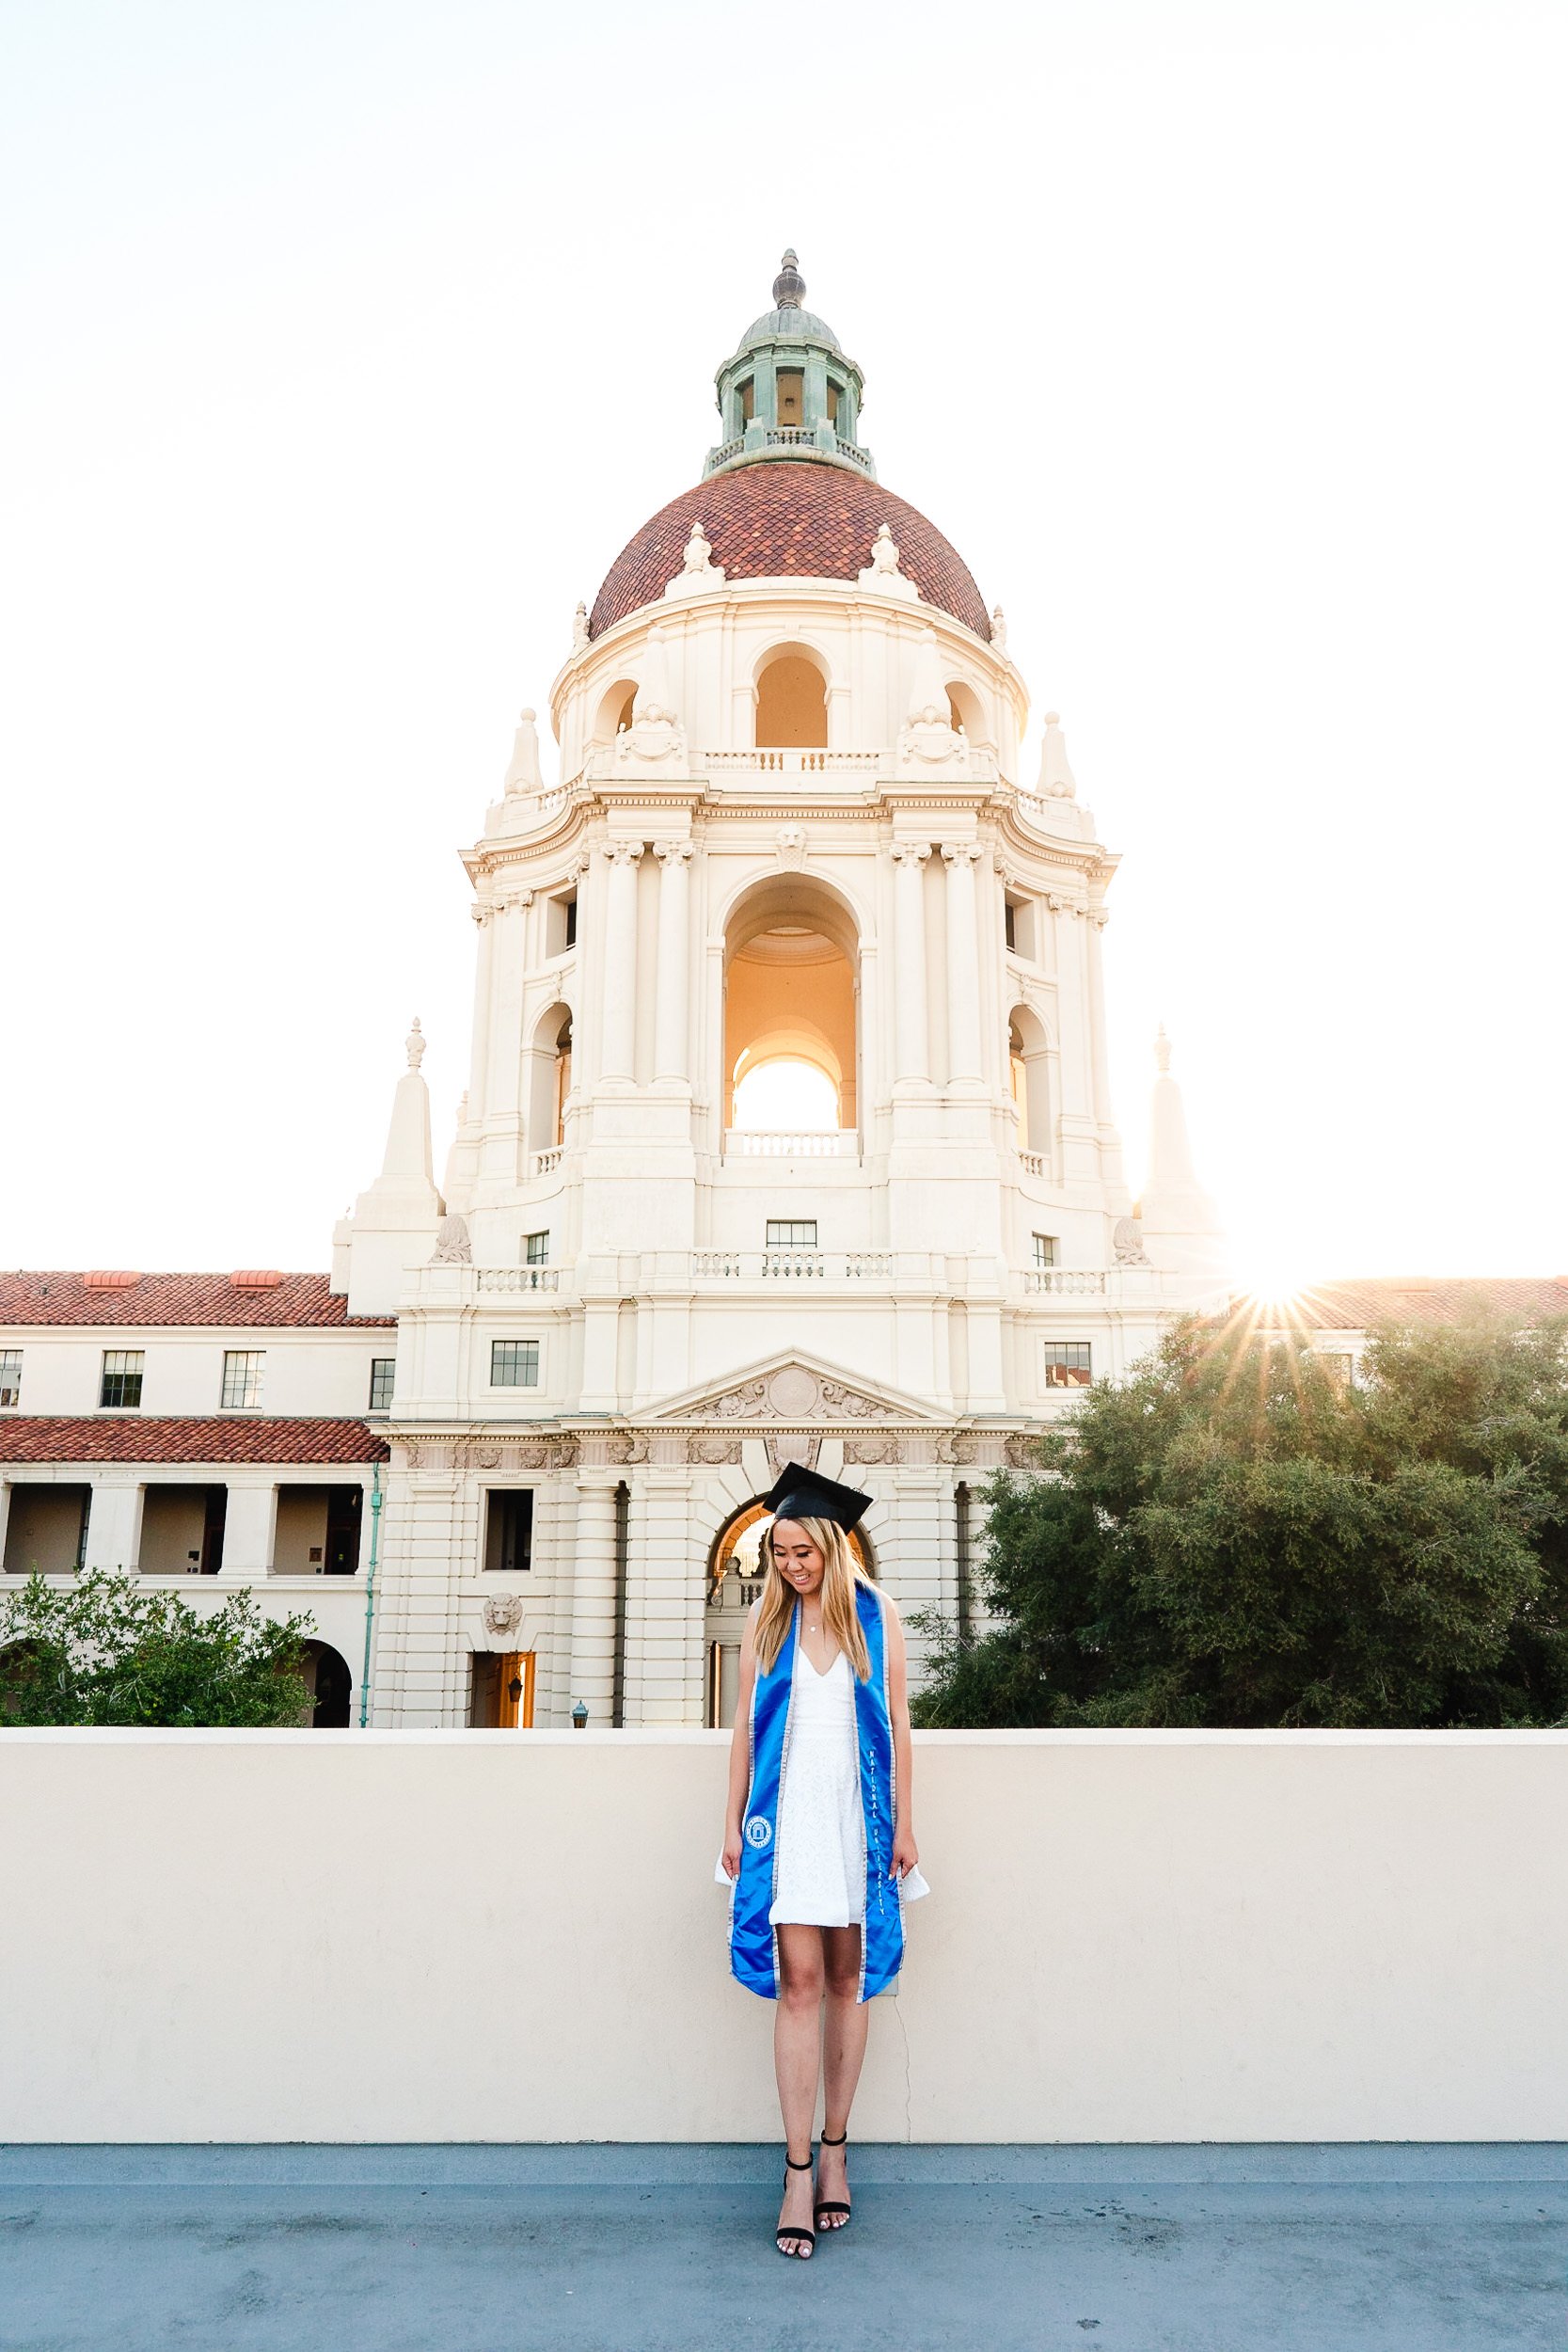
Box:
[594,678,638,740]
[946,679,989,744]
[754,649,828,748]
[526,1003,574,1163]
[1008,1005,1051,1163]
[552,1018,573,1146]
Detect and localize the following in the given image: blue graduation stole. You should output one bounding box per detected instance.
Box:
[729,1580,905,2002]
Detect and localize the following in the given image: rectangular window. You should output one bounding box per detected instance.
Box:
[524,1231,549,1265]
[100,1350,145,1409]
[0,1351,20,1407]
[1032,1233,1057,1268]
[1043,1343,1093,1389]
[1004,901,1017,952]
[546,891,578,956]
[1317,1353,1355,1394]
[368,1358,395,1412]
[775,369,804,425]
[220,1350,264,1409]
[484,1488,534,1575]
[766,1220,818,1248]
[491,1340,540,1389]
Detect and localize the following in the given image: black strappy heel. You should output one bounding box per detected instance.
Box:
[776,2151,816,2258]
[814,2129,851,2231]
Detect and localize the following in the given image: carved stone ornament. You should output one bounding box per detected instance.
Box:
[614,626,689,772]
[405,1017,427,1072]
[775,823,806,869]
[765,1431,820,1475]
[842,1436,903,1466]
[572,601,590,651]
[430,1214,472,1265]
[1006,1433,1045,1469]
[483,1593,525,1636]
[857,523,920,601]
[1113,1216,1151,1265]
[664,522,726,598]
[990,605,1008,654]
[689,1434,744,1466]
[671,1363,902,1425]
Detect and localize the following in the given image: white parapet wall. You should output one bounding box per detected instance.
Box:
[3,1728,1565,2144]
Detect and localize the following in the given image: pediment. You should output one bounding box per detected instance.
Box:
[652,1351,944,1428]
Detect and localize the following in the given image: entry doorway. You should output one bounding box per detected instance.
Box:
[470,1650,536,1728]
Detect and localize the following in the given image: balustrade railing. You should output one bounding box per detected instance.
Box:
[1024,1268,1107,1295]
[722,1128,859,1159]
[531,1147,564,1179]
[702,748,881,775]
[1018,1152,1048,1180]
[476,1266,561,1294]
[690,1250,894,1282]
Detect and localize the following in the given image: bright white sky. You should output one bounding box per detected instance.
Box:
[2,0,1563,1290]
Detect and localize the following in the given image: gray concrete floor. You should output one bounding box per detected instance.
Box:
[2,2146,1563,2352]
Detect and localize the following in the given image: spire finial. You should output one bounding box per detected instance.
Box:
[772,247,805,310]
[406,1016,427,1073]
[1154,1024,1172,1075]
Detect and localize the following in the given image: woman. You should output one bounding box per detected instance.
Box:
[717,1462,928,2259]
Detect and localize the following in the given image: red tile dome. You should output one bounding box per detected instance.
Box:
[588,462,990,644]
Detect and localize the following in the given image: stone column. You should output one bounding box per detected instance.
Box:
[1048,892,1092,1119]
[1085,903,1115,1123]
[219,1482,278,1580]
[83,1478,143,1574]
[568,1476,620,1724]
[652,839,694,1083]
[941,842,984,1082]
[892,841,931,1082]
[597,842,641,1082]
[479,891,531,1181]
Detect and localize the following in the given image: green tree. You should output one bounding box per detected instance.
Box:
[912,1315,1568,1729]
[0,1570,315,1727]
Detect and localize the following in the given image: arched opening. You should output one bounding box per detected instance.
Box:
[704,1497,876,1726]
[1008,1003,1052,1163]
[754,647,828,749]
[946,680,988,744]
[594,678,638,741]
[526,1003,574,1161]
[299,1639,352,1729]
[732,1057,838,1132]
[722,877,859,1148]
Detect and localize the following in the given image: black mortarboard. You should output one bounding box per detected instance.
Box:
[763,1460,872,1534]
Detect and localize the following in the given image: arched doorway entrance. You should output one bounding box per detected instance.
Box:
[300,1639,352,1729]
[704,1498,875,1727]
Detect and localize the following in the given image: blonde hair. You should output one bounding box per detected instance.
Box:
[753,1515,874,1681]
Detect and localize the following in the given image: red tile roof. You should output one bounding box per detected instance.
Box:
[590,462,991,643]
[0,1417,390,1466]
[0,1273,395,1328]
[1244,1277,1568,1331]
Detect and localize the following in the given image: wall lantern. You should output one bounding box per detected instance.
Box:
[571,1700,589,1730]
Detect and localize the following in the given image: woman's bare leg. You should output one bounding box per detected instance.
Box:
[774,1925,825,2252]
[816,1925,867,2225]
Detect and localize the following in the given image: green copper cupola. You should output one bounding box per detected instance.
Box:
[704,250,876,482]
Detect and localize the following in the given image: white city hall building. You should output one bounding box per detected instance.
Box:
[14,249,1442,1731]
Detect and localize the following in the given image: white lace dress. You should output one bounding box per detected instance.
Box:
[769,1647,865,1929]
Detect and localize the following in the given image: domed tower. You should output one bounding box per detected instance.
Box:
[366,256,1227,1730]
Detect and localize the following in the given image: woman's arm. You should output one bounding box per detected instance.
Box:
[883,1594,920,1879]
[720,1603,760,1881]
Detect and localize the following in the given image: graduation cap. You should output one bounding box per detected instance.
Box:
[763,1460,872,1534]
